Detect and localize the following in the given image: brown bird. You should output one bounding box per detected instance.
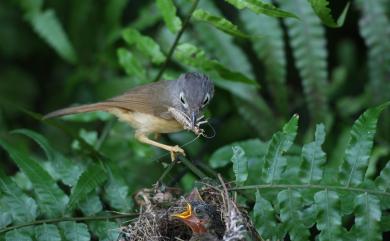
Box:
[44,72,214,161]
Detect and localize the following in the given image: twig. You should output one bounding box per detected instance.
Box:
[157,161,176,183]
[0,213,138,234]
[153,0,200,82]
[95,118,115,150]
[178,155,207,179]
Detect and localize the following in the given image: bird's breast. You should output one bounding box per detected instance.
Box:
[108,108,184,134]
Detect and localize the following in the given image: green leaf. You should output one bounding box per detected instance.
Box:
[193,9,250,38]
[156,0,182,33]
[375,161,390,191]
[280,0,329,122]
[27,10,77,63]
[225,0,298,18]
[277,189,309,241]
[300,124,326,184]
[0,211,12,229]
[122,28,165,64]
[0,139,68,218]
[34,224,61,241]
[231,145,248,185]
[5,229,33,241]
[262,114,299,184]
[174,43,257,85]
[104,177,132,211]
[241,8,287,112]
[0,172,37,224]
[88,221,120,241]
[314,190,343,241]
[252,191,282,240]
[68,164,107,211]
[308,0,350,28]
[17,0,43,13]
[59,221,91,241]
[352,193,381,241]
[12,129,83,186]
[117,48,146,78]
[79,193,103,216]
[339,103,389,187]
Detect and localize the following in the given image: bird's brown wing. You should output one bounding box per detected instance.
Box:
[44,81,174,119]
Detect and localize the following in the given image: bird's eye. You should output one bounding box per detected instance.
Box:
[202,94,210,106]
[180,92,187,107]
[194,207,203,216]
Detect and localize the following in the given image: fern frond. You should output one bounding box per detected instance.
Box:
[279,0,329,123]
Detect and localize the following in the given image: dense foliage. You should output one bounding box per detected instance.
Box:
[0,0,389,240]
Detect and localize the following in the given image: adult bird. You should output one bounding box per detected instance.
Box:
[44,72,214,161]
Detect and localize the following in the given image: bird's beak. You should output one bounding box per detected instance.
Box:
[191,112,196,129]
[172,203,206,234]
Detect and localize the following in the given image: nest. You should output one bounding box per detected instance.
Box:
[117,179,262,241]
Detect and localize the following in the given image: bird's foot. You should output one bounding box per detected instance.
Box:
[169,145,185,162]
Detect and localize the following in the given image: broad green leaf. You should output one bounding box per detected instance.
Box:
[88,221,120,241]
[193,9,250,38]
[68,164,107,211]
[231,145,248,185]
[5,229,33,241]
[314,190,343,241]
[252,191,282,240]
[12,129,83,186]
[174,43,257,85]
[34,224,61,241]
[262,114,298,184]
[122,28,165,64]
[0,211,12,229]
[339,103,389,187]
[104,177,132,211]
[117,48,146,78]
[280,0,329,122]
[156,0,182,33]
[277,189,309,241]
[79,193,103,216]
[225,0,298,18]
[308,0,350,28]
[0,171,37,224]
[300,124,326,183]
[0,139,68,218]
[352,193,381,241]
[59,221,91,241]
[27,10,77,63]
[241,8,287,113]
[375,161,390,191]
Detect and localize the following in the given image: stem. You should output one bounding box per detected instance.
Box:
[0,213,137,234]
[158,161,176,183]
[179,155,207,179]
[229,184,390,197]
[153,0,200,82]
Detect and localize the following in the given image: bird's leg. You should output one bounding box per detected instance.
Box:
[135,132,185,161]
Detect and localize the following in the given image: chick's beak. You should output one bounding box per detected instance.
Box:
[172,203,206,234]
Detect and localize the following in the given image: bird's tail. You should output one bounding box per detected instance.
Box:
[43,102,110,119]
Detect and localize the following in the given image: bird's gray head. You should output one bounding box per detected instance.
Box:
[171,72,214,128]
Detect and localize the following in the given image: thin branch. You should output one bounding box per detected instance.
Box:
[158,161,176,183]
[228,184,390,197]
[153,0,200,82]
[0,213,138,234]
[179,155,207,179]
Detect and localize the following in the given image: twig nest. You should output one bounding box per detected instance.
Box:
[118,182,261,241]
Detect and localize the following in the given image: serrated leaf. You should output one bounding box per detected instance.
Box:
[79,192,103,216]
[339,102,389,187]
[308,0,350,28]
[122,28,165,64]
[226,0,298,18]
[277,189,309,241]
[68,164,107,211]
[5,229,33,241]
[262,115,299,184]
[174,43,257,85]
[300,124,326,183]
[375,161,390,191]
[27,10,77,63]
[104,177,132,211]
[0,211,12,229]
[59,221,91,241]
[34,224,61,241]
[314,190,343,241]
[12,129,83,186]
[352,193,381,241]
[241,8,287,112]
[88,221,119,241]
[280,0,329,122]
[0,139,68,218]
[156,0,182,33]
[193,9,250,38]
[117,48,146,78]
[231,145,248,185]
